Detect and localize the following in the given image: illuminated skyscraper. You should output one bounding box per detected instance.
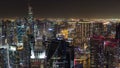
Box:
[28,0,33,23]
[74,21,91,48]
[15,1,34,67]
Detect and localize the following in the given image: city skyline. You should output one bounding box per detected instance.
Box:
[0,0,120,18]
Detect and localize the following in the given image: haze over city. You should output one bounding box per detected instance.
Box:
[0,0,120,18]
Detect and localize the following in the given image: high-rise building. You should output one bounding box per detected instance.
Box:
[1,20,7,46]
[74,21,92,48]
[46,38,74,68]
[28,0,33,23]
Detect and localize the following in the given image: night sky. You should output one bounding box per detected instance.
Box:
[0,0,120,18]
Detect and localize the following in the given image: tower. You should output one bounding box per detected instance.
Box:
[27,0,34,35]
[28,0,33,23]
[16,0,35,67]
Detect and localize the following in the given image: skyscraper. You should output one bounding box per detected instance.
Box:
[28,0,33,23]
